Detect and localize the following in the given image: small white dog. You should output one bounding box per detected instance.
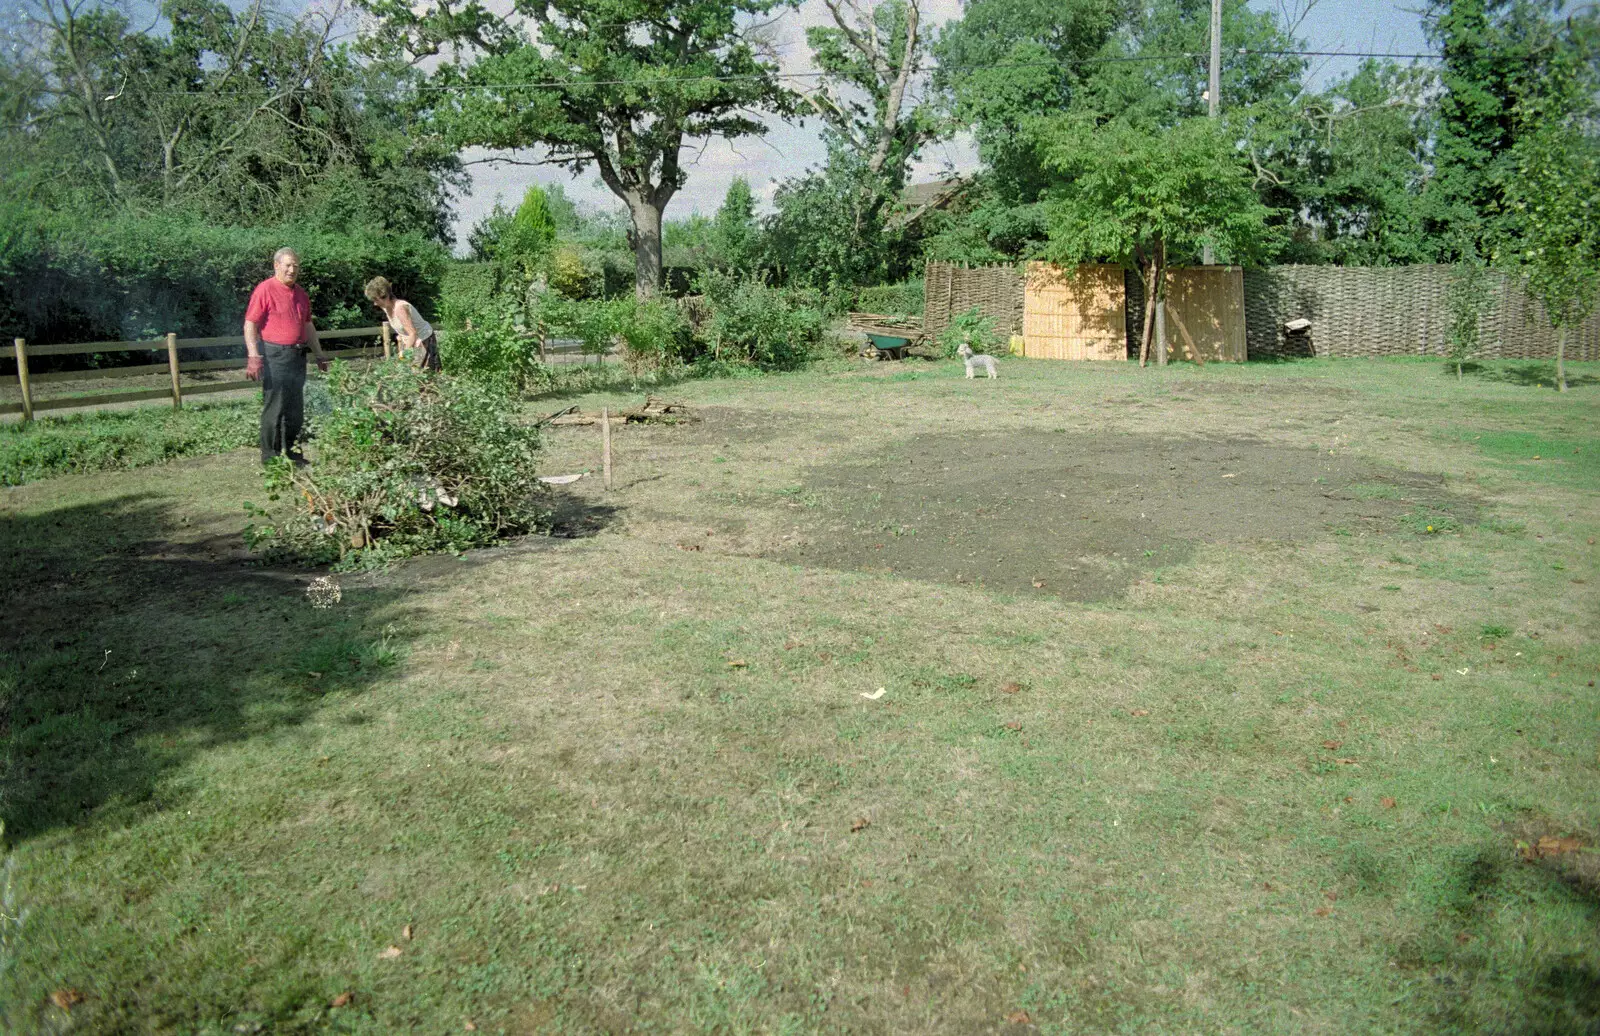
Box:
[957,342,999,379]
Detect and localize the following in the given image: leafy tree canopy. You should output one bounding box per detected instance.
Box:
[1422,0,1600,257]
[1034,114,1282,360]
[361,0,795,298]
[930,0,1303,260]
[1250,59,1438,265]
[2,0,460,239]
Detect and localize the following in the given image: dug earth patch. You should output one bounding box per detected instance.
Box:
[778,433,1474,600]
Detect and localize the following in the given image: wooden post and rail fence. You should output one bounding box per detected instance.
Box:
[3,325,396,421]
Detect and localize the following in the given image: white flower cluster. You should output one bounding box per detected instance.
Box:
[306,576,342,609]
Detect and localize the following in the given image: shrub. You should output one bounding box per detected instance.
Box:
[437,262,500,329]
[500,187,558,281]
[694,272,824,370]
[437,292,543,393]
[616,298,693,374]
[544,297,693,373]
[522,361,646,397]
[246,360,546,568]
[547,246,604,300]
[438,282,693,391]
[936,306,1001,359]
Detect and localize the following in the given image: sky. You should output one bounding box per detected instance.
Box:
[452,0,1433,251]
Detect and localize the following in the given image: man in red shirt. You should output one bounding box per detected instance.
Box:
[244,248,330,464]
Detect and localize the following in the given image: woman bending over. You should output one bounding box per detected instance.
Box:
[364,276,440,371]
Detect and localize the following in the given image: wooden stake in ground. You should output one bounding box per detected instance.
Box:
[13,338,32,422]
[381,324,393,359]
[601,407,613,490]
[166,333,183,408]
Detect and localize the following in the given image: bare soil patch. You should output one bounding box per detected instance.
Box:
[782,432,1475,600]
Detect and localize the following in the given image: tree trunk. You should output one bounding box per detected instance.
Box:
[1557,324,1567,392]
[627,197,664,301]
[1138,265,1156,367]
[1155,290,1168,366]
[1154,251,1168,367]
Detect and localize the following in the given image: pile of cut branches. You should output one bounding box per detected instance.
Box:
[246,361,547,568]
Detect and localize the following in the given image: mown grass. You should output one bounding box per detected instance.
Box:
[0,400,257,486]
[1461,429,1600,491]
[1,357,1597,1033]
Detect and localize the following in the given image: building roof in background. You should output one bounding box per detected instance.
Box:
[899,178,969,211]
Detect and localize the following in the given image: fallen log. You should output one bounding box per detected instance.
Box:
[545,396,699,427]
[534,404,580,427]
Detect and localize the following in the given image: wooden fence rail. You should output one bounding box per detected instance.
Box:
[2,325,394,421]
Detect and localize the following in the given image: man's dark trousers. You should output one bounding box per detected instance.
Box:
[260,341,307,463]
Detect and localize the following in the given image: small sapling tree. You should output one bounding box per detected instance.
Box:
[1034,116,1280,365]
[1496,41,1600,393]
[1446,248,1493,381]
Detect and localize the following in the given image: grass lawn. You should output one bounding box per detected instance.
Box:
[2,355,1597,1033]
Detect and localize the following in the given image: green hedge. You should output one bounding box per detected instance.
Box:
[0,205,449,347]
[437,262,500,328]
[854,279,924,318]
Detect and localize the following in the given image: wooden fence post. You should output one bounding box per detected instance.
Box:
[601,407,613,490]
[166,333,183,409]
[13,338,32,423]
[381,323,393,359]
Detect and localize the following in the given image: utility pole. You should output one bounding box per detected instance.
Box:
[1202,0,1221,267]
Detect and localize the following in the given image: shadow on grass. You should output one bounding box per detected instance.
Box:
[0,494,426,844]
[1245,352,1319,365]
[1420,843,1600,1034]
[1453,361,1600,389]
[546,497,622,539]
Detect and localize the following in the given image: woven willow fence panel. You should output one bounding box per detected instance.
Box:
[1244,265,1600,361]
[930,260,1599,361]
[923,260,1024,338]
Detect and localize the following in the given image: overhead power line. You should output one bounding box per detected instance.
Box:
[390,49,1443,94]
[79,47,1446,99]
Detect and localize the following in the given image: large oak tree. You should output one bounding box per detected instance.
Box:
[363,0,793,298]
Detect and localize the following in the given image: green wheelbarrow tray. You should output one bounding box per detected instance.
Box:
[865,332,916,358]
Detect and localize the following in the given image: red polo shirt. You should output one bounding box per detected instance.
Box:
[245,277,312,345]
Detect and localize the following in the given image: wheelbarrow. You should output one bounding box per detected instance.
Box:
[864,331,916,360]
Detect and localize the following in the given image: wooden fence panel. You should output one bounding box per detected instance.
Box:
[936,259,1600,362]
[1164,267,1246,362]
[1022,263,1127,360]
